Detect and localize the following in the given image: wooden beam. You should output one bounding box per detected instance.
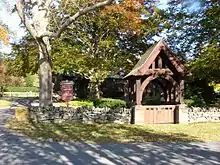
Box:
[136,79,142,105]
[158,57,163,69]
[180,79,184,104]
[124,80,129,103]
[175,85,180,103]
[143,69,173,76]
[168,87,172,104]
[152,61,155,69]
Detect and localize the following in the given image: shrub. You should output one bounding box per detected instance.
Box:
[94,98,126,109]
[0,75,25,87]
[5,86,39,92]
[25,74,39,87]
[57,98,126,108]
[185,78,216,107]
[70,100,93,107]
[15,107,29,122]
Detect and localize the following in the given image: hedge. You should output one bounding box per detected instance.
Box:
[5,86,39,92]
[70,100,94,107]
[59,98,126,108]
[94,98,126,109]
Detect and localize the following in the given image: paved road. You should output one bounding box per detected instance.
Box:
[0,108,220,165]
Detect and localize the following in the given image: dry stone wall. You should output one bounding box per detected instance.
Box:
[179,104,220,123]
[29,106,131,124]
[188,107,220,123]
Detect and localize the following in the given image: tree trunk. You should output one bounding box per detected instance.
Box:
[94,83,100,99]
[88,81,100,99]
[38,38,53,107]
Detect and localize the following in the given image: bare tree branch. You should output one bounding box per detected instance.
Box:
[53,0,114,38]
[15,0,37,38]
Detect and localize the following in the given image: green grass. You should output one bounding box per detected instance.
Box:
[54,100,94,107]
[5,86,39,92]
[3,92,39,98]
[56,98,126,108]
[6,120,220,143]
[0,100,12,108]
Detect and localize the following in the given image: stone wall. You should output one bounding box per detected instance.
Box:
[179,104,220,123]
[28,106,131,124]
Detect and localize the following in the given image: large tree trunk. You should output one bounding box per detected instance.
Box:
[94,83,100,99]
[88,81,101,99]
[38,38,53,107]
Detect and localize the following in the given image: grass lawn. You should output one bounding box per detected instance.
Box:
[3,92,39,98]
[6,120,220,143]
[53,100,93,107]
[0,100,12,108]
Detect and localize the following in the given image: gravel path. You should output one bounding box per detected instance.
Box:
[0,107,220,165]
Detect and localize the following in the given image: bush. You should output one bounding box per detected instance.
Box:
[0,75,25,87]
[57,98,126,108]
[15,107,29,122]
[94,98,126,109]
[185,78,216,107]
[25,74,39,87]
[5,86,39,92]
[70,100,93,107]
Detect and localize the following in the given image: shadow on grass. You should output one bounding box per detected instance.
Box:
[7,119,201,143]
[2,108,220,165]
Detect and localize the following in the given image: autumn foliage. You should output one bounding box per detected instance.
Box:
[0,25,8,45]
[100,0,144,33]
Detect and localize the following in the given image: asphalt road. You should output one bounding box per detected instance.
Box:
[0,108,220,165]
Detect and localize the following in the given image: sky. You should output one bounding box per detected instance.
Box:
[0,0,26,54]
[0,0,169,54]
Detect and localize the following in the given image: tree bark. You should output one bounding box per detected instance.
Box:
[38,37,53,107]
[88,81,101,99]
[94,83,100,99]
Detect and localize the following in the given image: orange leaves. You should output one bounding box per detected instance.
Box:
[100,0,144,34]
[0,25,9,45]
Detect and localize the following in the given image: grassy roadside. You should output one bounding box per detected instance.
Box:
[6,120,220,143]
[0,100,12,108]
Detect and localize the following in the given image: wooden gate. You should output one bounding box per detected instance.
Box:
[135,105,179,124]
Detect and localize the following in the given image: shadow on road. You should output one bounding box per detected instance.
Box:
[1,131,220,165]
[1,108,220,165]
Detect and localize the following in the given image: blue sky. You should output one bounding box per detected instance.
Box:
[0,0,169,54]
[0,0,26,53]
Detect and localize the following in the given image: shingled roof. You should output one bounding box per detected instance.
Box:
[124,40,184,79]
[124,43,157,78]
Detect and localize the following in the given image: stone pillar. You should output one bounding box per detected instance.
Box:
[134,105,145,124]
[178,104,189,124]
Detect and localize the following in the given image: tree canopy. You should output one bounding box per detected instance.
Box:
[6,0,167,98]
[162,0,220,83]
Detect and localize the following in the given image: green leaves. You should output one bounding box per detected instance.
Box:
[188,45,220,82]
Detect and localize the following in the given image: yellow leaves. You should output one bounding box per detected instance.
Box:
[0,25,9,45]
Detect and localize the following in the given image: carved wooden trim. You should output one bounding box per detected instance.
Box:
[138,75,157,104]
[143,69,173,76]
